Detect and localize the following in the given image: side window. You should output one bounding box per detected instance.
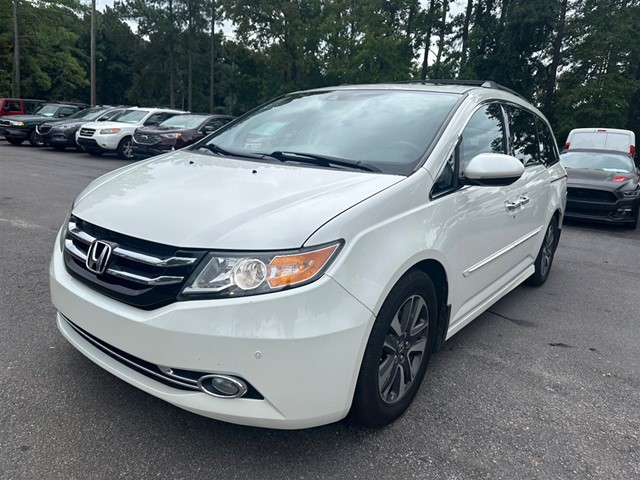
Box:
[535,117,559,166]
[460,104,506,173]
[59,107,77,117]
[7,101,21,112]
[205,119,227,131]
[432,153,457,196]
[145,113,165,126]
[506,106,540,167]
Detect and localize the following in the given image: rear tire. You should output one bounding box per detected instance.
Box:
[52,145,66,151]
[526,216,558,286]
[28,129,45,147]
[6,137,24,145]
[351,270,437,427]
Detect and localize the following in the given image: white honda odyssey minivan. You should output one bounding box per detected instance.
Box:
[50,81,567,429]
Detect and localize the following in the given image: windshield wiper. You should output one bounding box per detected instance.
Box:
[195,143,263,160]
[265,151,382,173]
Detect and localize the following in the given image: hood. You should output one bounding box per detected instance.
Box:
[82,120,138,130]
[136,125,196,135]
[0,114,48,123]
[73,150,403,250]
[566,168,639,191]
[42,118,91,127]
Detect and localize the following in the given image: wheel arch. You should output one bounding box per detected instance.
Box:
[402,259,450,352]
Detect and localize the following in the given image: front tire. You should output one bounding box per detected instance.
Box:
[351,270,437,427]
[526,216,558,286]
[28,129,45,147]
[117,136,134,160]
[6,137,24,145]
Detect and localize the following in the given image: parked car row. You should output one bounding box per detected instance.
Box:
[560,128,639,229]
[0,101,235,159]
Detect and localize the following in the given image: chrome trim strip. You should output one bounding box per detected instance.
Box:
[106,267,183,286]
[112,247,197,267]
[157,366,198,386]
[550,175,567,184]
[61,315,199,391]
[64,239,88,262]
[68,220,196,267]
[68,221,96,244]
[463,226,543,277]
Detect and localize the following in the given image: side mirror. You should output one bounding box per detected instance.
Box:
[463,153,524,186]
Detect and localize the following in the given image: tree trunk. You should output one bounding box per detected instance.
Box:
[420,0,437,79]
[543,0,568,116]
[433,0,449,78]
[187,11,193,111]
[169,0,175,108]
[209,0,216,113]
[12,0,20,98]
[459,0,474,74]
[90,0,96,106]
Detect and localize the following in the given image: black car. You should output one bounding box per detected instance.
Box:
[132,114,234,159]
[560,149,640,229]
[0,102,88,146]
[37,106,127,151]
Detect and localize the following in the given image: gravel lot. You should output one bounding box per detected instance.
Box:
[1,144,639,480]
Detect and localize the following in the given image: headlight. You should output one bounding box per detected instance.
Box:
[182,241,342,298]
[9,120,24,126]
[160,133,182,139]
[99,128,122,134]
[622,189,640,198]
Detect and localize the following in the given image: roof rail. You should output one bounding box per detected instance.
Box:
[395,79,525,99]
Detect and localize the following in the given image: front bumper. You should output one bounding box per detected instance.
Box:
[132,143,174,159]
[4,127,29,140]
[50,240,373,429]
[77,133,121,151]
[565,195,639,224]
[43,129,77,147]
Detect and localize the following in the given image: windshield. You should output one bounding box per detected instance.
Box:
[159,114,208,129]
[560,151,635,173]
[34,104,60,117]
[198,90,460,175]
[114,110,150,124]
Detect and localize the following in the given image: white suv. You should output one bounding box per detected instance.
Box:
[51,82,567,429]
[76,107,186,159]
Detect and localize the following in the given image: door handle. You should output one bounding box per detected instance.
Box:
[505,196,530,213]
[505,200,521,212]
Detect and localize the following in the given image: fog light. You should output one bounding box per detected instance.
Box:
[197,374,248,398]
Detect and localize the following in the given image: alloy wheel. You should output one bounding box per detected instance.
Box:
[378,295,430,404]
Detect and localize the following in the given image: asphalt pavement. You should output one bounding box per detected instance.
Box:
[1,143,639,479]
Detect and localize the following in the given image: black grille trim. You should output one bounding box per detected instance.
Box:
[63,215,206,310]
[567,187,617,203]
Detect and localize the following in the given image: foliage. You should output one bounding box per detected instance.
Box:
[1,0,640,145]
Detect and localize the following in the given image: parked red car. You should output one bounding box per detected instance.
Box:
[0,98,46,116]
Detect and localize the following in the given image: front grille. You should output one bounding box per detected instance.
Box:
[134,133,161,145]
[37,124,52,134]
[567,187,617,203]
[565,206,611,218]
[79,127,95,137]
[0,119,10,127]
[63,216,206,310]
[61,315,263,399]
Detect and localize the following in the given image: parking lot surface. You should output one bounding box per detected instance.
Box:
[1,144,639,479]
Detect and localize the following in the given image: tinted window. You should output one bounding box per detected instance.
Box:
[535,117,559,166]
[506,106,540,167]
[460,104,506,172]
[432,153,456,196]
[5,101,21,112]
[205,118,230,131]
[160,114,209,129]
